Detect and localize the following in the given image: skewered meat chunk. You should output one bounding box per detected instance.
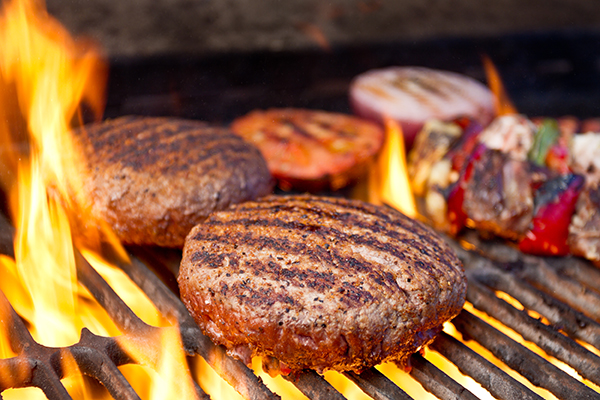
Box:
[570,132,600,187]
[462,148,534,240]
[569,184,600,265]
[408,120,462,197]
[478,114,536,161]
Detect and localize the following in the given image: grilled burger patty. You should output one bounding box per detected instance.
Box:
[230,108,384,192]
[178,194,466,373]
[74,116,274,247]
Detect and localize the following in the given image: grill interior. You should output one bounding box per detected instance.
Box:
[2,31,600,400]
[103,31,600,122]
[1,208,600,400]
[0,205,600,400]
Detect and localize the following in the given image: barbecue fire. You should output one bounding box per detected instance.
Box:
[0,0,109,346]
[369,117,417,218]
[0,0,195,398]
[482,55,517,116]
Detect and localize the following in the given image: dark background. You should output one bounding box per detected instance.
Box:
[102,32,600,123]
[44,0,600,123]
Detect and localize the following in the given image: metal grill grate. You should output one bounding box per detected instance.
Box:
[0,212,600,400]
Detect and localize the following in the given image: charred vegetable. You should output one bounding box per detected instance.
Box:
[519,174,585,256]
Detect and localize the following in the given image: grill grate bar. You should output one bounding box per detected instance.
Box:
[0,287,141,400]
[544,256,600,296]
[457,233,600,322]
[467,275,600,386]
[283,370,347,400]
[408,353,479,400]
[344,367,413,400]
[75,249,151,335]
[450,240,600,350]
[89,246,280,400]
[75,329,146,400]
[430,332,544,400]
[453,310,600,399]
[517,257,600,322]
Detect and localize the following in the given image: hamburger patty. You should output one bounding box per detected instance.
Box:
[74,116,274,247]
[178,194,466,373]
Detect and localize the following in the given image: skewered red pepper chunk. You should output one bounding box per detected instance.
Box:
[446,143,486,236]
[518,173,584,256]
[447,119,484,172]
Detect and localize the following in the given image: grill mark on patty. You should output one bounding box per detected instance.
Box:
[85,116,206,138]
[86,127,255,173]
[251,259,337,293]
[228,282,289,308]
[198,214,455,277]
[233,195,390,220]
[179,194,466,373]
[78,116,260,174]
[229,197,444,250]
[193,231,344,273]
[191,231,404,300]
[191,251,240,269]
[226,259,374,308]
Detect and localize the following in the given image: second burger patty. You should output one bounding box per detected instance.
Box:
[74,116,274,248]
[178,194,466,374]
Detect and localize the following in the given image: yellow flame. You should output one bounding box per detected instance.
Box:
[59,349,95,400]
[370,117,417,218]
[0,0,196,398]
[482,55,517,116]
[118,327,197,400]
[0,0,112,347]
[192,356,242,399]
[14,158,81,345]
[82,249,165,328]
[149,327,197,400]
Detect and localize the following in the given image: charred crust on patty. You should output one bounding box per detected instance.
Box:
[73,116,274,247]
[178,194,466,373]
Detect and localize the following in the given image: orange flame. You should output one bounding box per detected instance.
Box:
[0,0,112,347]
[294,22,331,51]
[0,0,196,398]
[482,55,517,116]
[118,327,197,400]
[369,117,417,218]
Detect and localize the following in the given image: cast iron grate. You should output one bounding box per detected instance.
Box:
[0,211,600,400]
